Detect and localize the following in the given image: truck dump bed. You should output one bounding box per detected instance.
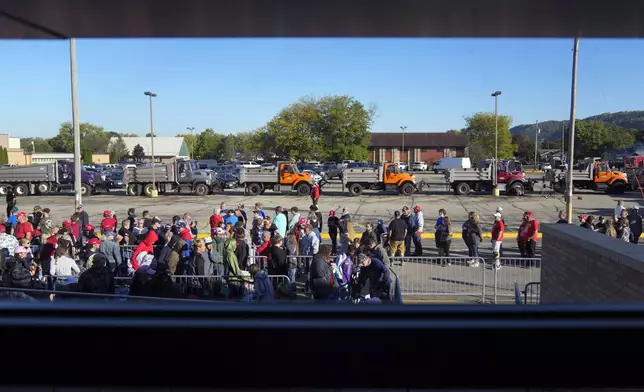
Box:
[0,164,57,183]
[446,166,493,182]
[342,167,381,184]
[238,168,278,184]
[125,164,175,183]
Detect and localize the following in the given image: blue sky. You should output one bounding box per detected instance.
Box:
[0,38,642,138]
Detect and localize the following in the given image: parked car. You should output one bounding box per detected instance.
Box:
[540,162,552,171]
[302,170,323,184]
[106,169,125,189]
[260,163,276,170]
[432,157,471,174]
[320,164,343,180]
[216,172,238,189]
[396,162,408,171]
[411,161,429,171]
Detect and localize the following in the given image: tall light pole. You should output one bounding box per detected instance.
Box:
[566,38,580,224]
[70,38,82,209]
[186,126,195,159]
[491,91,502,188]
[400,126,407,165]
[534,121,540,170]
[144,91,157,195]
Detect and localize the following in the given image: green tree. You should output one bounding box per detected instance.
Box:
[20,137,54,153]
[575,120,637,158]
[82,148,93,163]
[145,132,155,137]
[264,95,375,162]
[219,136,236,161]
[0,148,7,164]
[108,136,129,162]
[463,112,515,160]
[49,122,111,153]
[131,144,145,162]
[194,128,223,160]
[109,150,118,164]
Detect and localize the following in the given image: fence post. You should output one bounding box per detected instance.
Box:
[480,257,486,303]
[493,265,497,304]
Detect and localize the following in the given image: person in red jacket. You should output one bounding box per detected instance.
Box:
[491,212,504,270]
[209,208,223,237]
[311,183,320,206]
[100,210,117,233]
[131,229,158,270]
[517,211,539,265]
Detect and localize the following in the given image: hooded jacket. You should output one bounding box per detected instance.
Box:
[99,240,122,266]
[223,239,242,284]
[131,230,158,270]
[167,237,186,275]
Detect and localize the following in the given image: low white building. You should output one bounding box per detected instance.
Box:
[112,137,190,162]
[31,153,74,164]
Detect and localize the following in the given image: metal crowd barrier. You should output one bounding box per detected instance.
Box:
[389,256,487,302]
[492,257,541,303]
[523,282,540,304]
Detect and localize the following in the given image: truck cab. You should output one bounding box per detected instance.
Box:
[238,161,313,196]
[175,160,216,194]
[343,162,417,196]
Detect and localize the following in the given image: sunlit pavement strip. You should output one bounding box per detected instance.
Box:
[404,299,516,304]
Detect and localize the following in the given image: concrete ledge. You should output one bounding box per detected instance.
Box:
[541,224,644,304]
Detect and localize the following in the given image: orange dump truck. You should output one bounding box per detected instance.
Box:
[238,161,313,196]
[341,162,420,196]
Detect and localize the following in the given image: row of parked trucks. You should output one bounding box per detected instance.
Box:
[0,156,630,198]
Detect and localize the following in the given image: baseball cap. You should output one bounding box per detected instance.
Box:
[204,237,213,244]
[525,211,534,218]
[635,206,640,210]
[103,210,111,216]
[33,205,41,211]
[0,226,6,233]
[578,215,586,220]
[152,217,162,225]
[16,211,26,218]
[496,206,503,213]
[84,224,94,231]
[62,220,72,228]
[14,246,28,254]
[413,205,421,212]
[87,237,102,246]
[493,212,502,218]
[77,204,83,209]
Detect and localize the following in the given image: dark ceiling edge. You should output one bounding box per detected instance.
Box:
[1,0,644,38]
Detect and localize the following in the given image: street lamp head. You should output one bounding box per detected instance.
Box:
[144,91,157,97]
[491,91,502,97]
[400,126,407,131]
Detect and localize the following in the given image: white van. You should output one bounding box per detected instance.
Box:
[432,157,472,174]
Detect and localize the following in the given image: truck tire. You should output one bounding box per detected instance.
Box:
[296,182,311,196]
[247,183,262,196]
[194,183,209,196]
[211,183,223,193]
[126,184,140,196]
[79,183,90,196]
[609,181,626,194]
[14,183,28,196]
[348,183,363,196]
[36,182,50,195]
[0,184,8,196]
[509,181,525,196]
[399,182,415,196]
[143,183,155,197]
[455,182,471,196]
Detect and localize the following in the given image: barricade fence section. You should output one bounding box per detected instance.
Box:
[523,282,540,304]
[493,257,541,303]
[389,256,487,302]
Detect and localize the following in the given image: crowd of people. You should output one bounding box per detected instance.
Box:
[571,200,643,243]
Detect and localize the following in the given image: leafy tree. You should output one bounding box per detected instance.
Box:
[575,120,636,158]
[145,133,155,137]
[20,137,53,153]
[82,148,93,163]
[218,136,236,161]
[194,128,223,160]
[463,112,515,160]
[131,144,145,162]
[109,150,118,164]
[50,122,111,153]
[264,95,375,162]
[108,136,129,162]
[0,148,6,164]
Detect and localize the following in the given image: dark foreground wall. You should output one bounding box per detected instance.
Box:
[541,224,644,304]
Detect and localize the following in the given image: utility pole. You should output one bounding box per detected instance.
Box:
[534,121,540,170]
[491,91,502,190]
[400,126,407,165]
[70,38,82,209]
[144,91,157,196]
[561,122,565,165]
[186,126,195,159]
[566,38,580,224]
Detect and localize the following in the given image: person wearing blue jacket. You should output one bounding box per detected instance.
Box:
[355,253,391,301]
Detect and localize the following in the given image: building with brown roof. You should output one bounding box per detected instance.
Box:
[368,132,469,164]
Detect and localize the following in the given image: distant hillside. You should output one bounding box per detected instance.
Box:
[510,110,644,141]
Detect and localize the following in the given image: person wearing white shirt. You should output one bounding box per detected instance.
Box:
[50,245,80,288]
[615,200,625,220]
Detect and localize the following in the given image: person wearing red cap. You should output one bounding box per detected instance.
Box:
[100,210,117,233]
[517,211,539,264]
[13,211,33,241]
[83,237,102,268]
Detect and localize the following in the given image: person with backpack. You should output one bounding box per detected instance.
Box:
[9,246,35,289]
[462,212,482,267]
[435,209,452,264]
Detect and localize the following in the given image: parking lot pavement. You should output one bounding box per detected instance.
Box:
[15,182,630,235]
